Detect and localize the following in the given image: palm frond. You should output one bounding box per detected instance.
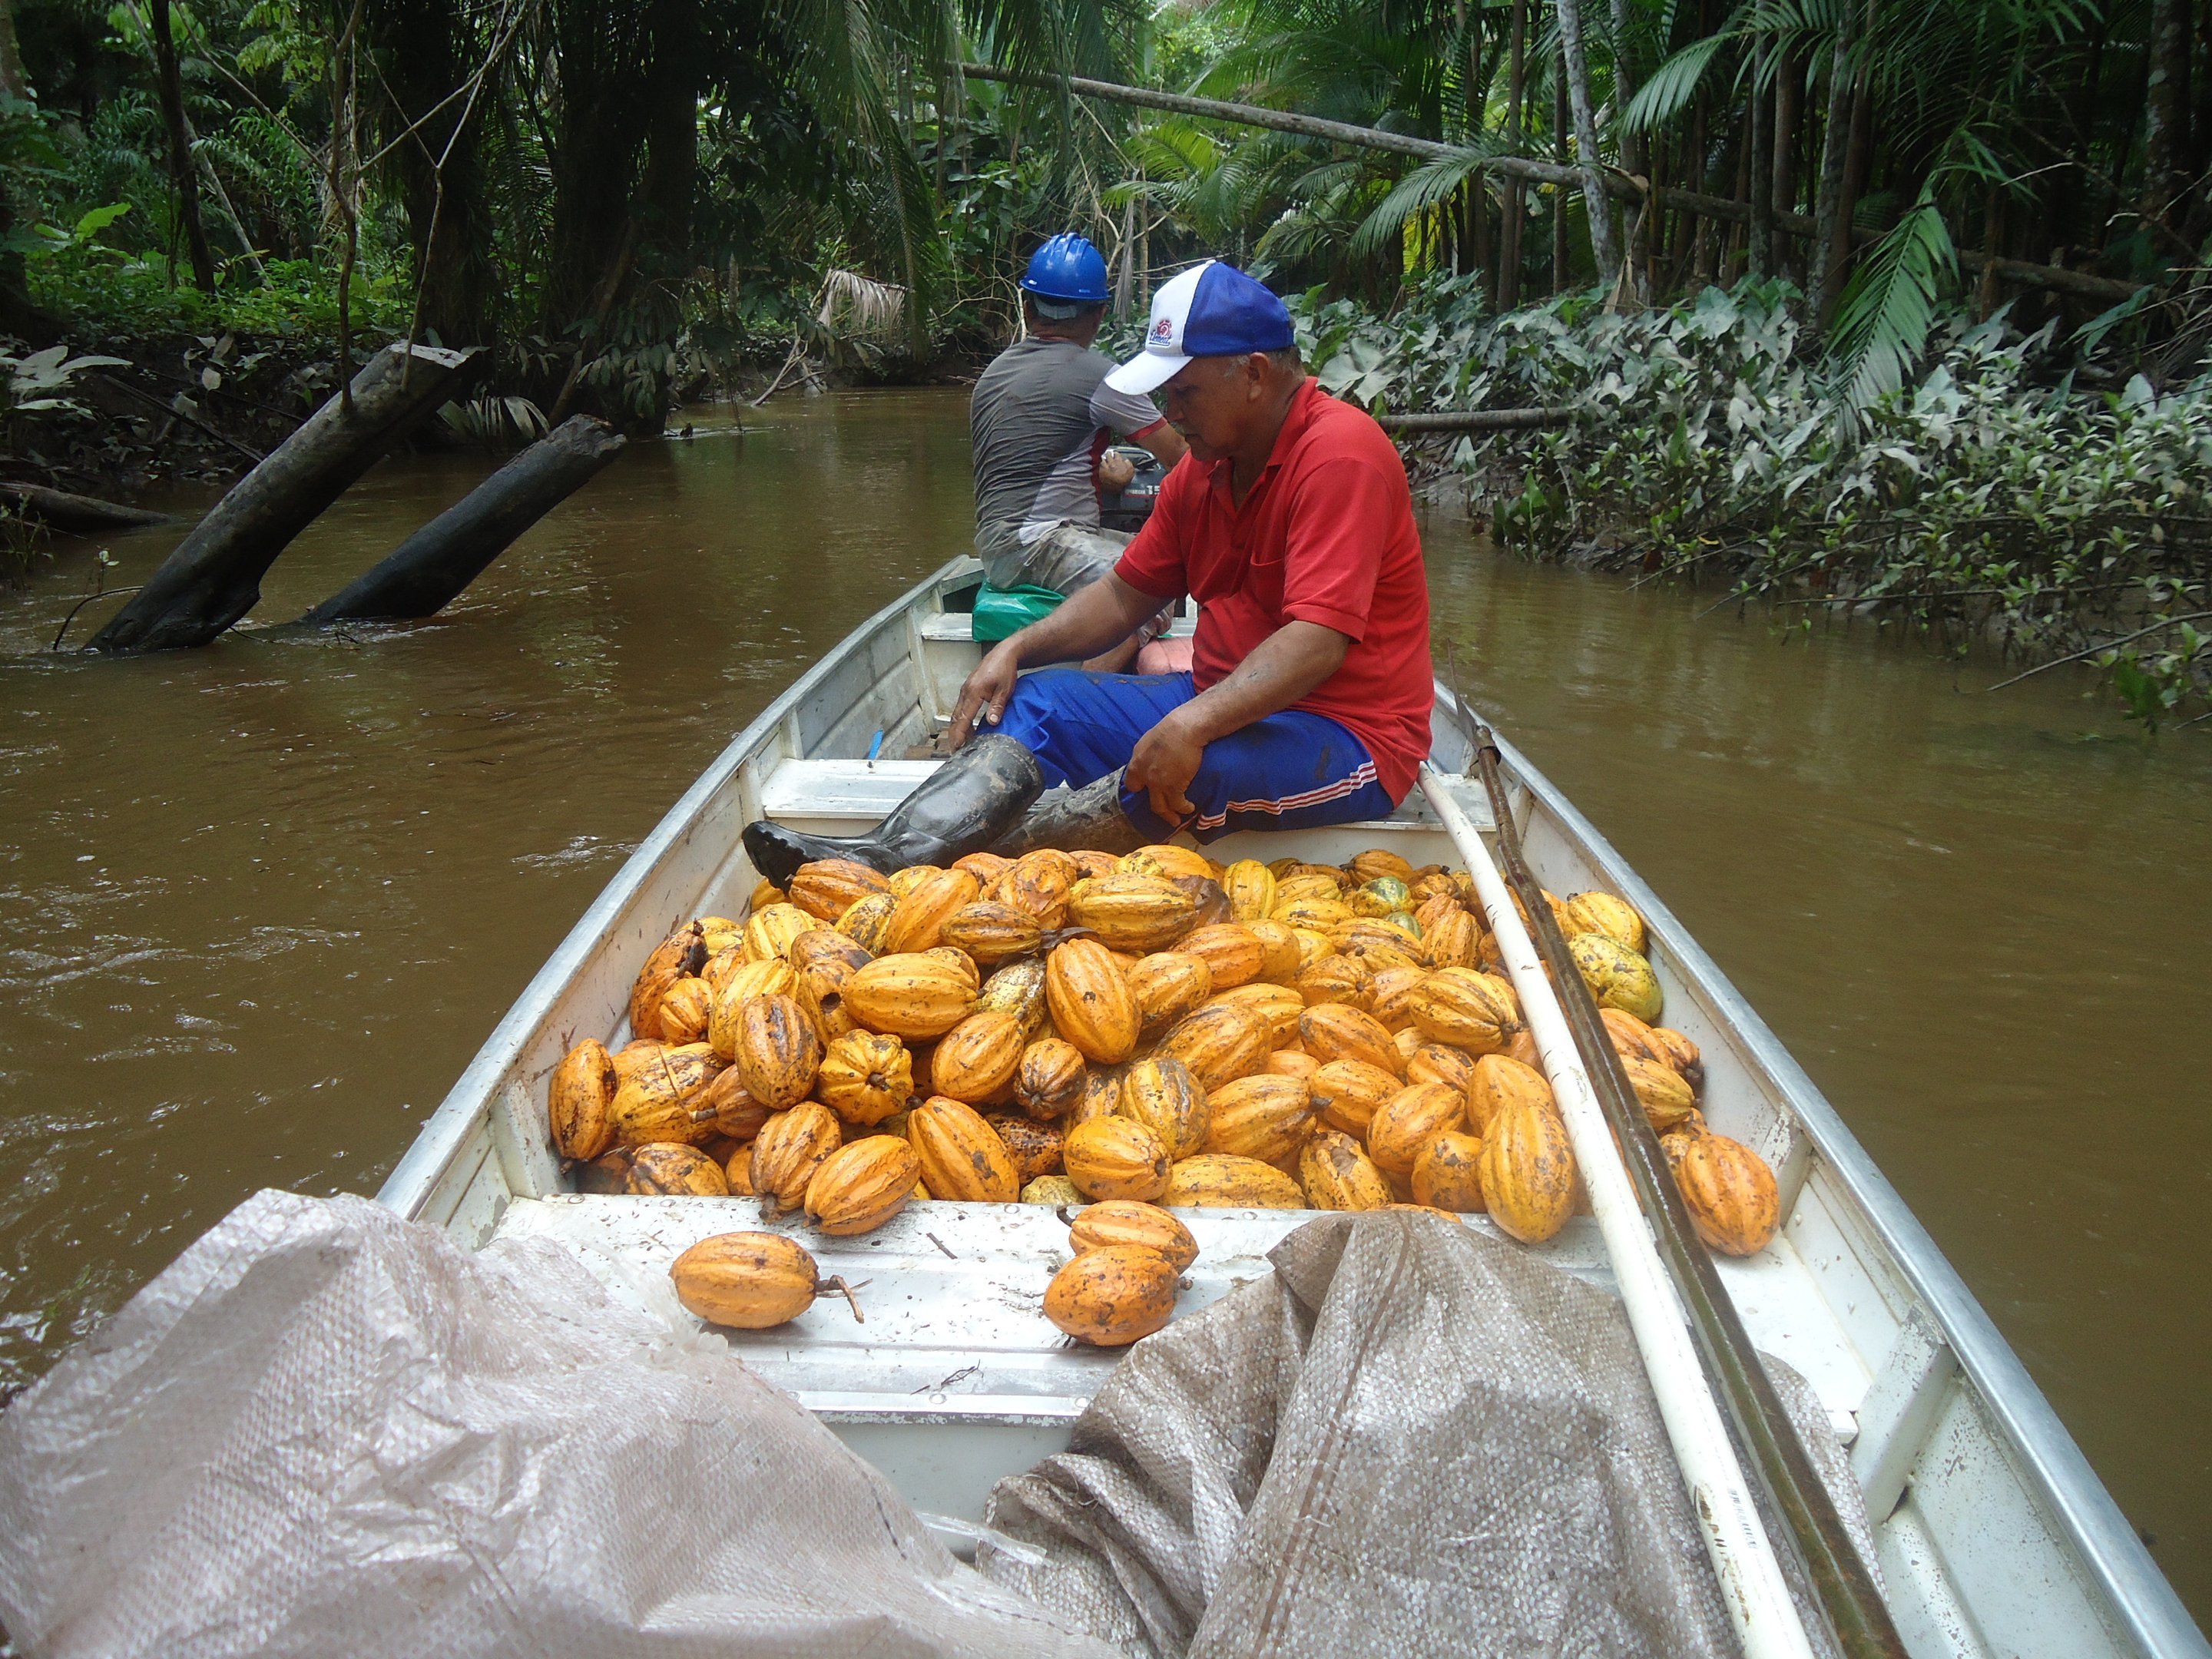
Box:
[1827,188,1956,409]
[1621,34,1732,134]
[1350,148,1488,259]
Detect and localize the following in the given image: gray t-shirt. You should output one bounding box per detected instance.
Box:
[969,338,1164,573]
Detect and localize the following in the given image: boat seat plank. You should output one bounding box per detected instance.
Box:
[918,612,1200,643]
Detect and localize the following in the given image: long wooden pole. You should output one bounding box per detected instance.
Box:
[958,63,2144,303]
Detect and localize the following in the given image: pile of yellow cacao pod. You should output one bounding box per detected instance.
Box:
[550,842,1782,1339]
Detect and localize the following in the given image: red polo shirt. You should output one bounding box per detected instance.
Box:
[1114,379,1433,802]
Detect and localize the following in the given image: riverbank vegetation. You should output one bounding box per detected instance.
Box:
[2,0,2208,712]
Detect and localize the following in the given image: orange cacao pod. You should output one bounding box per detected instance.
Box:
[1294,952,1372,1011]
[1120,843,1216,882]
[692,1065,772,1141]
[929,1009,1025,1105]
[671,1232,859,1329]
[1406,1041,1477,1096]
[1161,1154,1306,1209]
[1043,1245,1180,1346]
[1201,1074,1313,1164]
[625,1143,729,1197]
[1070,1065,1124,1124]
[1406,970,1518,1054]
[816,1029,912,1126]
[1622,1052,1698,1132]
[939,901,1047,965]
[953,850,1014,884]
[1366,965,1428,1033]
[1298,1004,1402,1076]
[1479,1098,1577,1243]
[1347,848,1415,884]
[1015,1037,1088,1120]
[1067,872,1200,952]
[881,868,982,955]
[1366,1081,1466,1179]
[1675,1134,1780,1256]
[1061,1114,1173,1201]
[1649,1026,1704,1093]
[1067,1200,1198,1270]
[1245,917,1306,983]
[743,903,817,965]
[842,952,976,1039]
[628,922,707,1040]
[789,927,870,975]
[1126,950,1214,1033]
[750,1101,842,1216]
[985,1113,1065,1183]
[1298,1129,1392,1210]
[1118,1056,1210,1161]
[786,858,890,922]
[608,1044,723,1146]
[1045,937,1141,1064]
[1177,922,1266,990]
[1207,982,1306,1045]
[837,892,899,955]
[992,853,1075,928]
[1307,1058,1402,1138]
[1266,1048,1320,1081]
[1465,1053,1554,1135]
[908,1094,1019,1201]
[549,1038,618,1161]
[804,1135,921,1235]
[653,975,715,1044]
[1412,1130,1487,1212]
[1154,1000,1273,1091]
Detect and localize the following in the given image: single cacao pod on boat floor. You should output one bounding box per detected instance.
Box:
[549,1038,618,1161]
[1044,1244,1181,1346]
[1674,1133,1780,1256]
[1481,1098,1577,1243]
[670,1232,862,1329]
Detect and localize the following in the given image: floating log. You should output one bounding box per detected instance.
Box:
[0,482,169,535]
[87,343,485,654]
[1379,406,1577,433]
[298,416,627,625]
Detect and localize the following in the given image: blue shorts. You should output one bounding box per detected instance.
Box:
[993,668,1397,843]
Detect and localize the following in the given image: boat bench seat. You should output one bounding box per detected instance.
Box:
[917,611,1200,644]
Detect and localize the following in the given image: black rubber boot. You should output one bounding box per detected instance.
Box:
[988,770,1148,858]
[741,733,1046,889]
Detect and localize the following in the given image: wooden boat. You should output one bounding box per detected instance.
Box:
[378,558,2205,1657]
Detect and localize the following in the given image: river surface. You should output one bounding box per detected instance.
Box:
[1,389,2206,1627]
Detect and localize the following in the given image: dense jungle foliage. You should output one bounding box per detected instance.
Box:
[1,0,2207,714]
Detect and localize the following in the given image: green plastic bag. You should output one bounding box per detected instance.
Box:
[971,581,1065,644]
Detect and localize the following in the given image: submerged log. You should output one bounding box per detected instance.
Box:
[87,343,484,654]
[298,416,626,625]
[0,482,169,535]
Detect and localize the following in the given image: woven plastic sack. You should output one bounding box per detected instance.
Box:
[977,1212,1879,1659]
[0,1190,1116,1659]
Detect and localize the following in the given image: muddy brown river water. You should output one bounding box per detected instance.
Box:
[1,388,2206,1627]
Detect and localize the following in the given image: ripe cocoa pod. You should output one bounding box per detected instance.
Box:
[1298,1129,1392,1210]
[1298,1004,1402,1076]
[1348,848,1415,884]
[837,892,899,955]
[1411,1130,1487,1212]
[929,1008,1025,1105]
[789,927,870,975]
[576,1149,631,1194]
[786,858,891,922]
[882,869,982,955]
[985,1113,1065,1183]
[1177,922,1266,991]
[1022,1174,1083,1205]
[953,850,1015,885]
[1066,1199,1198,1270]
[735,992,822,1111]
[1045,937,1141,1064]
[843,952,978,1039]
[1043,1244,1180,1346]
[1118,1055,1210,1161]
[1161,1154,1306,1209]
[1465,1053,1554,1135]
[1154,1000,1273,1091]
[625,1143,730,1196]
[803,1135,921,1235]
[1294,952,1372,1011]
[1126,951,1214,1033]
[909,1094,1020,1201]
[670,1231,861,1329]
[1366,1082,1467,1179]
[1406,1041,1477,1096]
[815,1029,912,1126]
[886,864,943,899]
[1265,1048,1320,1081]
[743,902,817,965]
[1567,932,1664,1024]
[1674,1134,1780,1256]
[697,915,743,958]
[653,975,715,1044]
[750,1101,843,1217]
[1201,1074,1313,1164]
[629,922,707,1040]
[1067,873,1200,952]
[1070,1065,1124,1124]
[1648,1026,1704,1094]
[1621,1052,1698,1132]
[706,958,796,1058]
[793,953,858,1046]
[1220,859,1277,925]
[1244,918,1306,984]
[1013,1037,1087,1121]
[992,853,1075,928]
[1560,890,1647,955]
[609,1044,724,1146]
[940,901,1046,965]
[692,1065,772,1141]
[1479,1098,1577,1243]
[1366,965,1429,1033]
[1307,1058,1402,1138]
[1062,1114,1173,1202]
[1422,908,1482,972]
[1121,843,1216,882]
[549,1038,618,1161]
[1406,971,1518,1054]
[1207,982,1306,1045]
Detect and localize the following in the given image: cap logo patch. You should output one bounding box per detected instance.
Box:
[1151,316,1175,342]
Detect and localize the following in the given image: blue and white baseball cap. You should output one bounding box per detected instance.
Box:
[1104,260,1296,395]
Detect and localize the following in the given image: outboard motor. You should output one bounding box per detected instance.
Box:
[1100,445,1170,532]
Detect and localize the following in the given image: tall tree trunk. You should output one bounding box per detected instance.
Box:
[1496,0,1528,310]
[147,0,217,292]
[1554,0,1621,280]
[0,0,26,99]
[1552,41,1571,290]
[1772,44,1800,276]
[1611,0,1644,184]
[1810,35,1856,324]
[1749,44,1773,275]
[0,0,34,331]
[2142,0,2191,230]
[372,0,498,349]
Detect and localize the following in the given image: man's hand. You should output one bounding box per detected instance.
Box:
[1126,709,1204,827]
[1097,448,1135,491]
[945,641,1022,750]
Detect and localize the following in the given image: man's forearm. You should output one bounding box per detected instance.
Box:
[1171,620,1349,743]
[1002,573,1162,667]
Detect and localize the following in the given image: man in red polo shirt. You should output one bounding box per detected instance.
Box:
[739,261,1431,882]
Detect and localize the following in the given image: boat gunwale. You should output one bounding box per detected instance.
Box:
[379,556,2205,1657]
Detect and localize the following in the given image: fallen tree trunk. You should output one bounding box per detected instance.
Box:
[298,416,626,625]
[1379,406,1577,432]
[87,343,484,654]
[0,482,169,534]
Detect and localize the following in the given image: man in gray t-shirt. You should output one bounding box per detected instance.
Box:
[971,235,1187,647]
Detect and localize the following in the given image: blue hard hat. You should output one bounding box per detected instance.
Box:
[1019,233,1111,305]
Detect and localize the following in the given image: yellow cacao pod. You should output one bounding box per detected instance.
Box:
[1406,1041,1477,1097]
[1045,937,1142,1064]
[625,1143,730,1197]
[953,850,1015,885]
[1366,1082,1467,1179]
[1560,890,1647,955]
[1177,923,1266,991]
[1220,859,1277,924]
[1406,971,1518,1054]
[786,858,891,923]
[700,943,749,1002]
[1044,1244,1180,1346]
[1293,952,1372,1012]
[804,1135,921,1235]
[992,854,1075,928]
[652,976,714,1045]
[1412,1130,1487,1212]
[880,868,982,955]
[1201,1074,1313,1164]
[975,957,1049,1038]
[1307,1058,1402,1138]
[1245,918,1305,983]
[1161,1154,1307,1209]
[1067,1199,1199,1270]
[788,927,869,975]
[1068,873,1200,952]
[1465,1053,1554,1135]
[1062,1114,1173,1201]
[939,901,1045,965]
[1126,951,1214,1033]
[1674,1134,1780,1255]
[909,1094,1020,1201]
[1266,1048,1320,1080]
[1071,1065,1124,1124]
[1155,1000,1274,1091]
[1274,896,1355,933]
[628,923,707,1041]
[1118,1055,1210,1161]
[836,892,899,955]
[985,1113,1065,1183]
[549,1038,618,1161]
[1015,1037,1088,1121]
[734,992,821,1111]
[1270,872,1343,911]
[750,1101,842,1215]
[929,1008,1025,1106]
[1622,1052,1697,1133]
[925,945,981,988]
[1208,981,1306,1045]
[1366,965,1429,1033]
[1649,1026,1704,1094]
[842,952,976,1039]
[1297,1004,1402,1076]
[697,915,743,958]
[1479,1098,1577,1243]
[610,1038,666,1086]
[1568,932,1663,1023]
[886,864,943,899]
[816,1029,912,1126]
[793,954,858,1046]
[707,958,796,1058]
[1022,1174,1084,1205]
[1119,843,1216,882]
[743,903,817,965]
[1347,848,1415,884]
[693,1066,771,1141]
[608,1044,723,1146]
[671,1232,856,1330]
[1298,1129,1393,1210]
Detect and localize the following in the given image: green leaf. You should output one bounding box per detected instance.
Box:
[1621,35,1732,134]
